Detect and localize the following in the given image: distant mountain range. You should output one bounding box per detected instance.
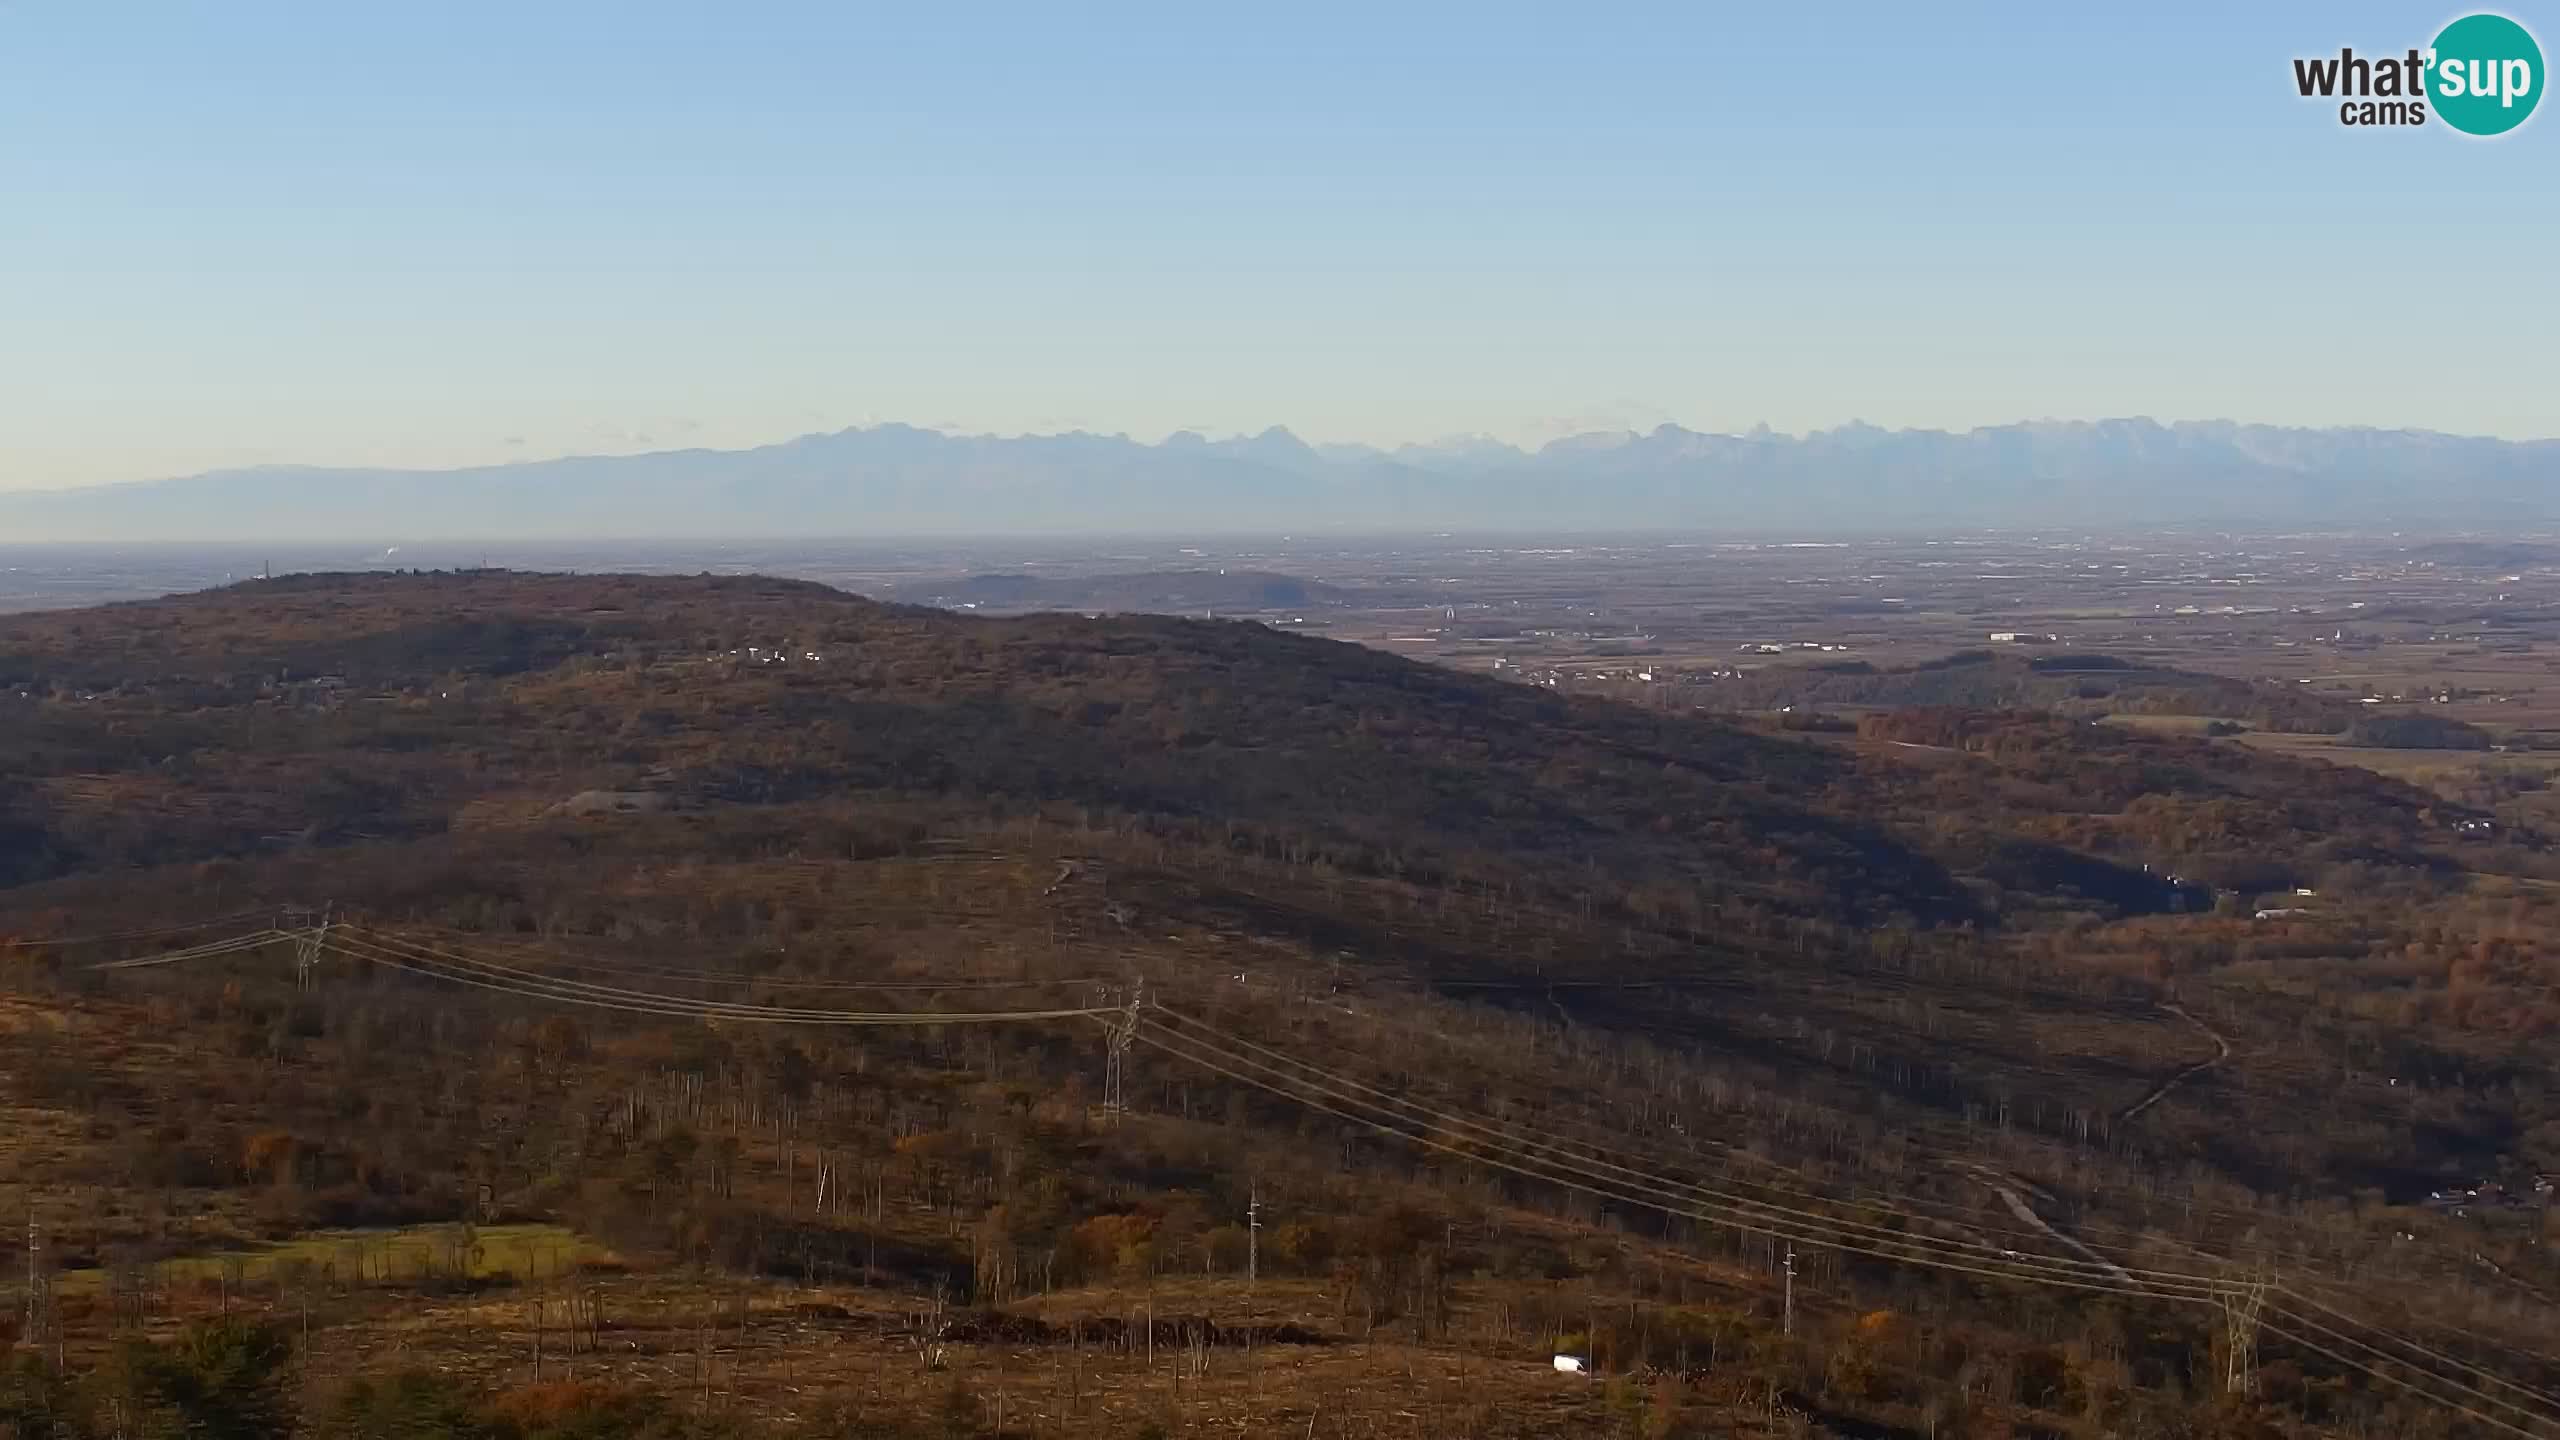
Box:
[6,419,2555,540]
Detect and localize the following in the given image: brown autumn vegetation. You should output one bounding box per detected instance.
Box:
[3,570,2559,1438]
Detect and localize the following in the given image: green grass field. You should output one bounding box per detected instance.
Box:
[56,1221,613,1294]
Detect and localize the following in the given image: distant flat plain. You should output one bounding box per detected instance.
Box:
[11,531,2560,752]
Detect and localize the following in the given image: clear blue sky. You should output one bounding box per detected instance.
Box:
[4,2,2552,489]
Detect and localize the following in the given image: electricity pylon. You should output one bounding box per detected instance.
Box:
[1104,979,1144,1116]
[292,903,333,988]
[2223,1265,2273,1395]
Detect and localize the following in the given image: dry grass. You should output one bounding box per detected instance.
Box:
[278,1272,1773,1439]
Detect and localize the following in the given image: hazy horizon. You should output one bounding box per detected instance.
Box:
[10,412,2558,500]
[3,416,2552,544]
[7,1,2554,493]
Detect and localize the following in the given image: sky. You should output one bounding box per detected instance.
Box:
[3,2,2554,491]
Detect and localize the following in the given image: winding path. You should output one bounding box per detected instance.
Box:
[2118,1001,2231,1123]
[1959,1165,2134,1284]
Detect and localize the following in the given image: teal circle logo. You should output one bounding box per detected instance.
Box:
[2432,13,2544,136]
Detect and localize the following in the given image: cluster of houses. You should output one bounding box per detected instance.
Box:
[2253,887,2320,921]
[2422,1177,2555,1215]
[1735,640,1851,655]
[1491,659,1705,691]
[710,645,826,665]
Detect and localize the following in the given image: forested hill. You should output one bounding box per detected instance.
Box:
[1695,648,2351,732]
[0,570,2480,936]
[0,570,1962,928]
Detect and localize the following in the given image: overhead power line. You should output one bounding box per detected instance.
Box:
[1130,1017,2560,1434]
[324,928,1118,1025]
[16,910,274,951]
[76,912,2560,1435]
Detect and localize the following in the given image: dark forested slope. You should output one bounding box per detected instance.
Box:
[0,572,1966,927]
[1693,647,2352,733]
[0,571,2475,934]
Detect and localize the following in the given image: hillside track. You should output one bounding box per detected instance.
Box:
[2119,1002,2232,1123]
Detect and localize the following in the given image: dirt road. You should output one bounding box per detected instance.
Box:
[2119,1002,2230,1123]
